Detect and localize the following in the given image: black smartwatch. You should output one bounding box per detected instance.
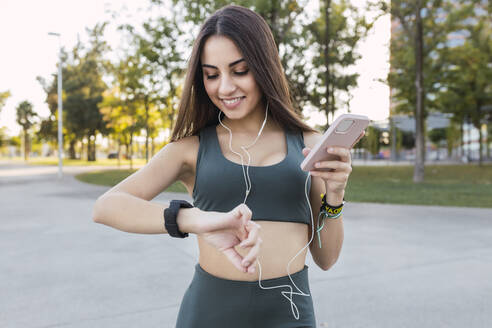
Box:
[164,200,193,238]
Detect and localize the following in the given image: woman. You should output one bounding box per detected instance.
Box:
[93,5,356,328]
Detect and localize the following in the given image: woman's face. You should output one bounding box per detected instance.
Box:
[200,35,263,121]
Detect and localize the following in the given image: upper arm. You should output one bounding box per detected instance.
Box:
[100,136,199,201]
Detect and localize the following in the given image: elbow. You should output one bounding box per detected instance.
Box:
[320,262,335,271]
[318,256,340,271]
[92,195,108,224]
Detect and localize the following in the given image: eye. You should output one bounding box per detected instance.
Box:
[206,74,218,80]
[235,69,249,76]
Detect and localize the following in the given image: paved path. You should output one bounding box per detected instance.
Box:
[1,163,491,328]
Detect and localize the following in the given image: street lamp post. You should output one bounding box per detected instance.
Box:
[48,32,63,179]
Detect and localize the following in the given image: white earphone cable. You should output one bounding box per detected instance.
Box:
[217,104,314,320]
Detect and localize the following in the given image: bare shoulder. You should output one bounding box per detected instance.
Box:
[170,135,199,178]
[302,130,323,149]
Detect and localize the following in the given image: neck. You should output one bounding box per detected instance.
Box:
[220,106,271,135]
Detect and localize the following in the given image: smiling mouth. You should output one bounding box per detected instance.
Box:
[221,96,245,105]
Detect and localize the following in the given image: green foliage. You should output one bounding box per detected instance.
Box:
[15,101,37,130]
[36,76,59,143]
[428,127,446,146]
[307,0,373,124]
[113,12,185,161]
[364,126,381,155]
[446,122,461,157]
[9,136,21,147]
[42,23,110,161]
[175,0,319,113]
[0,127,7,148]
[15,100,37,161]
[0,90,11,113]
[385,0,460,115]
[437,5,492,125]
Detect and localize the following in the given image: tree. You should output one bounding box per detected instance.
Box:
[117,11,184,161]
[36,76,60,151]
[100,87,130,167]
[382,0,465,182]
[364,126,381,157]
[436,1,492,165]
[15,101,37,161]
[428,127,446,160]
[63,24,110,161]
[306,0,374,127]
[174,0,317,113]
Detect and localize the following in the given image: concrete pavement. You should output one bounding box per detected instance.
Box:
[1,162,491,328]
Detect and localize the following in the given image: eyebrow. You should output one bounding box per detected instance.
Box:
[201,58,245,69]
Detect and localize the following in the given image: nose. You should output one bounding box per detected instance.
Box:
[218,74,237,96]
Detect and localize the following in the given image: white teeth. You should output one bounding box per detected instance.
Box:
[223,97,242,105]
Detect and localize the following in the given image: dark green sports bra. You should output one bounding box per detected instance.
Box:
[192,125,312,225]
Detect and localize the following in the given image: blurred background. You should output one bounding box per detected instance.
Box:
[0,0,491,201]
[1,2,492,327]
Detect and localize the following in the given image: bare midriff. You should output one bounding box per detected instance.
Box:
[198,220,310,281]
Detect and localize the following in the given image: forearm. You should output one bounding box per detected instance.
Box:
[310,216,344,271]
[92,191,201,234]
[310,188,345,271]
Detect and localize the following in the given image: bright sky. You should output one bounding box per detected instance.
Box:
[0,0,390,136]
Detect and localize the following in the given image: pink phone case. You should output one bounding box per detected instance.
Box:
[300,114,369,172]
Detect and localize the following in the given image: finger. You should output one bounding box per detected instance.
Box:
[223,248,247,273]
[229,204,252,240]
[241,238,262,269]
[312,171,350,183]
[313,160,352,172]
[238,222,261,248]
[302,147,311,157]
[247,260,258,274]
[326,147,351,163]
[238,204,252,239]
[236,204,252,223]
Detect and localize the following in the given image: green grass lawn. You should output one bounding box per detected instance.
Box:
[75,164,492,208]
[2,156,147,167]
[75,169,187,193]
[346,164,492,208]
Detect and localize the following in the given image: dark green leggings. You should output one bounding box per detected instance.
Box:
[176,264,316,328]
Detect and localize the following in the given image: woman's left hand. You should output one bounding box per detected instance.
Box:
[302,132,364,205]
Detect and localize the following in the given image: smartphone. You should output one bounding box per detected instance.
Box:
[300,114,369,172]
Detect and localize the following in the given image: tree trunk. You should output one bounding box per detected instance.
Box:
[413,1,425,183]
[69,139,76,159]
[129,132,133,170]
[460,119,464,159]
[117,140,121,168]
[487,123,491,159]
[144,97,150,163]
[476,103,483,166]
[151,137,155,158]
[478,124,483,166]
[91,135,97,161]
[86,136,92,161]
[23,129,29,161]
[324,0,332,129]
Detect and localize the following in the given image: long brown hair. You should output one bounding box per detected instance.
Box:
[171,4,315,142]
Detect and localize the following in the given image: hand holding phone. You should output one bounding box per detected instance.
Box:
[300,114,369,172]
